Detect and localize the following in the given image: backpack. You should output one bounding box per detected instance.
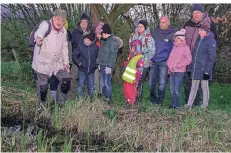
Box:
[130,33,151,48]
[29,20,52,47]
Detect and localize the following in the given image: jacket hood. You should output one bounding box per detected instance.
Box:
[203,31,215,40]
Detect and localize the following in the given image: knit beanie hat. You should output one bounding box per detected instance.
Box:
[80,13,90,22]
[138,20,148,29]
[192,4,204,13]
[174,29,186,40]
[101,24,112,34]
[95,22,104,34]
[83,32,95,41]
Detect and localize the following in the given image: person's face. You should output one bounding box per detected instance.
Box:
[174,37,183,45]
[80,19,88,29]
[192,11,203,22]
[198,29,207,37]
[159,18,170,30]
[137,24,145,33]
[84,38,91,45]
[53,16,65,29]
[96,34,101,39]
[102,33,109,39]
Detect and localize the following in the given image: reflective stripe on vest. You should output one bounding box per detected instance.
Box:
[122,54,143,84]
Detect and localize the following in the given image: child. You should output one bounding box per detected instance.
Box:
[185,23,217,109]
[72,32,99,101]
[166,29,192,109]
[96,24,119,104]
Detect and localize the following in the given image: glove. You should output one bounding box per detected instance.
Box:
[98,65,100,71]
[105,67,112,74]
[203,73,210,80]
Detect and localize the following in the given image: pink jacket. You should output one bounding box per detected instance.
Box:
[166,41,192,72]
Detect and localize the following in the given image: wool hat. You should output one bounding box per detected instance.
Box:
[80,13,90,22]
[95,22,104,34]
[138,20,148,29]
[101,24,112,34]
[174,29,186,40]
[83,32,95,41]
[192,4,204,13]
[53,9,67,20]
[199,23,210,33]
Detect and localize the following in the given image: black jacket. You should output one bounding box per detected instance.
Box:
[72,42,99,73]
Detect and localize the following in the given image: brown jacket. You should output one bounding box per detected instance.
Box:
[32,20,69,76]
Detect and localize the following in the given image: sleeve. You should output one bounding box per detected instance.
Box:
[147,36,156,60]
[71,28,78,53]
[210,22,218,41]
[176,47,192,68]
[34,21,49,39]
[62,30,69,65]
[107,40,119,68]
[72,45,81,66]
[204,40,217,74]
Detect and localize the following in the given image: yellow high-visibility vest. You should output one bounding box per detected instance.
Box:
[122,54,142,84]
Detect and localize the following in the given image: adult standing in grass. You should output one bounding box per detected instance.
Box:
[71,13,94,99]
[183,4,218,106]
[150,16,177,105]
[96,24,119,104]
[32,9,71,111]
[185,22,217,110]
[128,20,156,103]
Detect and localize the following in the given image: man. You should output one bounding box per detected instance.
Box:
[184,4,218,105]
[96,24,119,104]
[151,16,177,105]
[71,13,94,99]
[32,9,71,111]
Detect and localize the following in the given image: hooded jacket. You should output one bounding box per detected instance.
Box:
[129,27,156,68]
[151,26,177,63]
[188,32,217,80]
[72,42,99,73]
[184,12,218,51]
[166,40,192,72]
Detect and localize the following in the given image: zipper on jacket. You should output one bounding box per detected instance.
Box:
[87,46,90,73]
[192,39,202,79]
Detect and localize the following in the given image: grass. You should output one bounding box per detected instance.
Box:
[1,61,231,151]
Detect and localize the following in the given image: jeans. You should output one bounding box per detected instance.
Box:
[184,72,201,105]
[170,72,184,108]
[149,61,168,104]
[100,66,112,100]
[77,71,95,98]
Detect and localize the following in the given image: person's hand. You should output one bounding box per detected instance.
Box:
[105,67,112,74]
[64,64,70,73]
[149,60,153,65]
[36,37,43,46]
[203,73,209,80]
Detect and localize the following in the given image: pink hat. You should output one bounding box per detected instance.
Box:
[174,29,186,40]
[95,22,104,34]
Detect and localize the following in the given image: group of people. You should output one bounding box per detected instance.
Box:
[31,4,217,112]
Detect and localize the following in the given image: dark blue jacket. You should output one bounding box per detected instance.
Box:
[188,32,217,80]
[72,42,99,73]
[71,22,94,53]
[151,26,177,62]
